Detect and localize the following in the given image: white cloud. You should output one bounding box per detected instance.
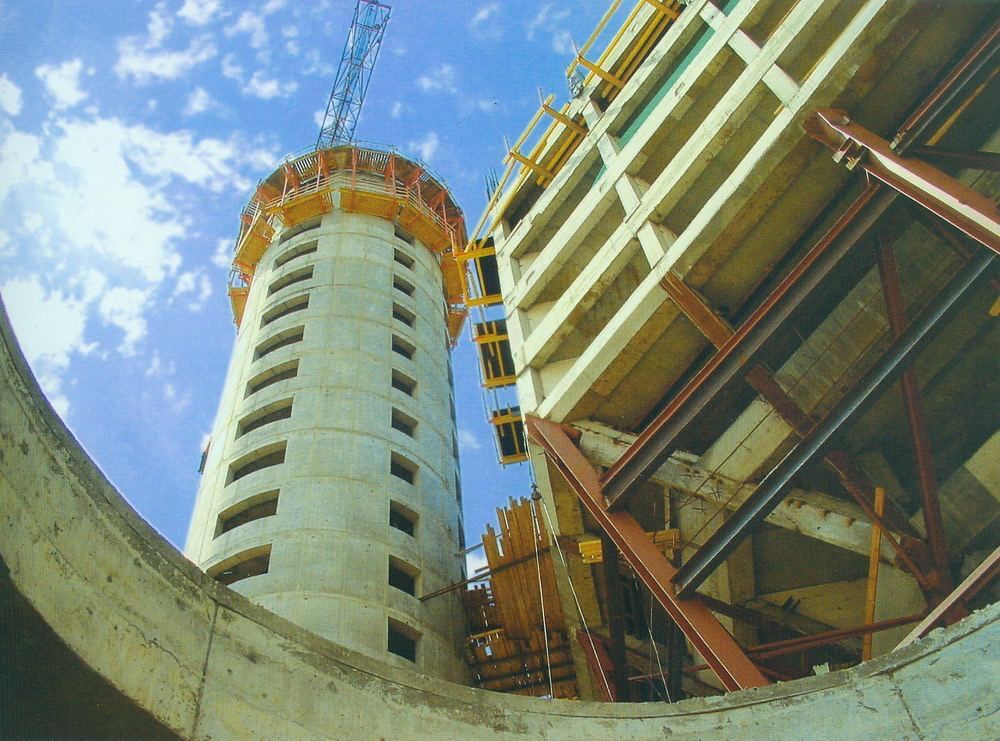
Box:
[183,87,214,116]
[1,275,93,369]
[262,0,287,13]
[212,238,233,268]
[416,64,458,94]
[470,3,502,39]
[221,54,244,81]
[99,287,151,356]
[227,11,268,50]
[527,4,574,54]
[0,74,23,116]
[178,0,221,25]
[35,60,88,110]
[408,131,440,162]
[457,428,483,451]
[242,71,298,99]
[115,8,217,84]
[173,269,213,311]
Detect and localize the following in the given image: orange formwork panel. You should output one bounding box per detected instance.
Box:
[446,308,468,345]
[457,240,503,307]
[473,320,516,389]
[339,188,400,220]
[490,407,528,465]
[441,256,464,305]
[228,285,249,328]
[234,219,275,274]
[267,190,333,228]
[397,201,453,253]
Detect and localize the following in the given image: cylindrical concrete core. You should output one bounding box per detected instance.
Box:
[185,147,468,682]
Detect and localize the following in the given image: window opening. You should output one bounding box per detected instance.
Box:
[261,294,310,327]
[388,557,418,596]
[227,441,287,484]
[253,326,304,361]
[391,369,416,396]
[274,239,318,267]
[391,335,414,360]
[390,452,416,484]
[267,266,313,297]
[392,275,415,297]
[216,490,279,536]
[236,398,293,438]
[387,619,418,662]
[389,502,416,536]
[245,359,299,398]
[391,408,417,437]
[208,544,272,586]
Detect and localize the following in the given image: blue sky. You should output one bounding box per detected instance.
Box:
[0,0,613,570]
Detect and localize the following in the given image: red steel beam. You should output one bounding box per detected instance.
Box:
[876,237,953,592]
[892,17,1000,152]
[527,415,770,691]
[601,533,629,700]
[804,109,1000,254]
[601,185,898,508]
[576,629,616,702]
[907,146,1000,173]
[897,543,1000,648]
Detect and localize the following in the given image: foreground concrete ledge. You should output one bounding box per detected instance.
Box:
[1,294,997,739]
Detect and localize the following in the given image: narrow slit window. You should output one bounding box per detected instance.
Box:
[278,217,321,244]
[390,452,416,485]
[215,490,279,536]
[254,326,304,361]
[245,359,299,398]
[392,302,415,327]
[391,369,415,396]
[236,398,293,438]
[392,275,414,297]
[393,248,415,269]
[274,239,318,268]
[208,544,272,586]
[227,441,287,484]
[391,335,414,360]
[394,226,415,246]
[267,266,313,297]
[391,408,416,438]
[261,294,310,327]
[389,502,416,537]
[388,557,418,596]
[387,619,418,662]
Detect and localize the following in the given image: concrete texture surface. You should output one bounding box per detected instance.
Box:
[185,204,466,682]
[2,292,998,738]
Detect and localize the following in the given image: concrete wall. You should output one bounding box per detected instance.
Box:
[2,296,998,739]
[185,204,466,682]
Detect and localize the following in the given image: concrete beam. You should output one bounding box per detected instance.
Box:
[533,0,911,422]
[573,421,902,563]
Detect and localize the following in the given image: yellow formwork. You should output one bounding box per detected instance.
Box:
[578,529,680,564]
[233,219,275,275]
[228,286,249,328]
[267,190,333,228]
[490,407,528,465]
[398,201,453,253]
[340,188,399,220]
[457,240,503,307]
[473,320,516,389]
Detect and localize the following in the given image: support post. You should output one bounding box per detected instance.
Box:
[671,250,993,597]
[863,487,886,661]
[526,415,769,691]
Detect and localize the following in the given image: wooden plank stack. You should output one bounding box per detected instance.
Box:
[462,497,578,698]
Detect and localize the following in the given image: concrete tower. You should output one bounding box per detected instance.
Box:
[184,144,468,682]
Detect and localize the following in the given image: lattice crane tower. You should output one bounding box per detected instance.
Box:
[184,0,470,682]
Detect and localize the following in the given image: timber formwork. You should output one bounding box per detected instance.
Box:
[476,0,1000,700]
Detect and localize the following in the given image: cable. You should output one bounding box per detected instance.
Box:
[529,485,554,698]
[538,496,614,701]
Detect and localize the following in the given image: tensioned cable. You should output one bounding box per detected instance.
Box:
[529,487,555,698]
[538,496,614,701]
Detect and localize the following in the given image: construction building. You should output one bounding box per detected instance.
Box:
[2,0,999,736]
[462,0,999,701]
[183,144,470,682]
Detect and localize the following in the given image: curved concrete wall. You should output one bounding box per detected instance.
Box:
[185,204,466,682]
[1,298,997,739]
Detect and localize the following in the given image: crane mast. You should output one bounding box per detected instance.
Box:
[316,0,392,149]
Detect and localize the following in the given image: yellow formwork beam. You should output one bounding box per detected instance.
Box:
[578,529,680,564]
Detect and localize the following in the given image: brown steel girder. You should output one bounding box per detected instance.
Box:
[804,109,1000,254]
[527,415,770,692]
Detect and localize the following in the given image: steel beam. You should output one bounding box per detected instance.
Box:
[672,250,994,597]
[527,415,770,691]
[805,109,1000,254]
[908,146,1000,172]
[877,238,953,591]
[897,543,1000,648]
[892,17,1000,152]
[576,630,615,702]
[602,185,898,508]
